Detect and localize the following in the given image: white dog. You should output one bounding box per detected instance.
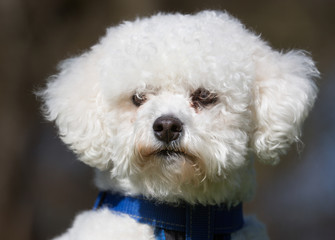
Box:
[40,11,318,240]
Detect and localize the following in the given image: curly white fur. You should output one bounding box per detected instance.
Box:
[39,10,318,240]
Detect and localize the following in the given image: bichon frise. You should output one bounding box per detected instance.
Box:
[39,10,319,240]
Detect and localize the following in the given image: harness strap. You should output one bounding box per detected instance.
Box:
[94,191,243,240]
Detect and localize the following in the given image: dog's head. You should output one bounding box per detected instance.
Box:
[40,11,318,204]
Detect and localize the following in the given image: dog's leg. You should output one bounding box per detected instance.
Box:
[51,209,155,240]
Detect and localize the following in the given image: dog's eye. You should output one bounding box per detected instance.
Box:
[191,88,218,108]
[132,93,146,107]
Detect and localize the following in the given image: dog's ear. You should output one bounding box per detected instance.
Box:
[38,52,111,170]
[251,47,319,164]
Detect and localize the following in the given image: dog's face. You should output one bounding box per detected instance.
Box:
[101,70,254,203]
[40,11,318,204]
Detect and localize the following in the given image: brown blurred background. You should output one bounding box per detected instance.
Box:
[1,0,334,239]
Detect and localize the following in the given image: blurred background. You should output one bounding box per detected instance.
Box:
[1,0,334,239]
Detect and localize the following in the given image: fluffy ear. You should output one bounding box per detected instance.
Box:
[38,52,111,170]
[252,48,319,164]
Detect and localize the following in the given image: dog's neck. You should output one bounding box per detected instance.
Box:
[94,191,244,240]
[94,158,256,206]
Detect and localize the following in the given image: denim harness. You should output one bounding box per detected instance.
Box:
[94,191,244,240]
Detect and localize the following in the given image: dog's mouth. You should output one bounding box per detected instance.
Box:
[136,143,195,162]
[156,149,187,158]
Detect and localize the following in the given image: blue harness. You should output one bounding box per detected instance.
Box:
[94,191,244,240]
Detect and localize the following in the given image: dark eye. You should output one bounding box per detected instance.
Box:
[132,93,146,107]
[191,88,218,108]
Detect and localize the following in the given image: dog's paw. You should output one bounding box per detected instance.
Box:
[52,209,155,240]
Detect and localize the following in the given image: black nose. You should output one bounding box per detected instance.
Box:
[153,115,183,144]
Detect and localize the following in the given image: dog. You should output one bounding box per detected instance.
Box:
[39,10,319,240]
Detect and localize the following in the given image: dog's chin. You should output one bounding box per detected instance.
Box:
[134,144,206,183]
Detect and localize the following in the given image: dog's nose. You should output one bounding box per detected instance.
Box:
[153,115,183,144]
